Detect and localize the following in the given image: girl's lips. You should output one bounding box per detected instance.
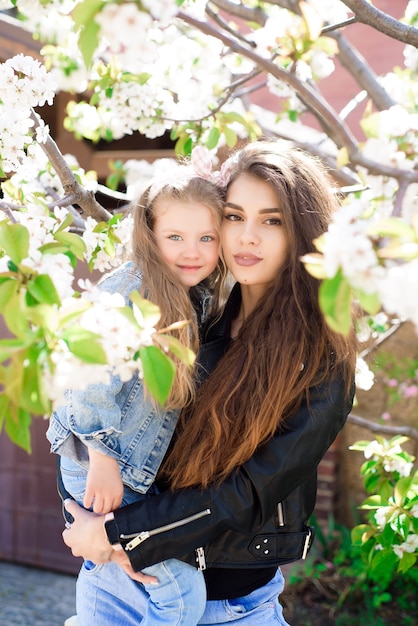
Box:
[233,254,261,267]
[178,265,202,271]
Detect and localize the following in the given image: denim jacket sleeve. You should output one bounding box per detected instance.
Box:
[111,376,354,571]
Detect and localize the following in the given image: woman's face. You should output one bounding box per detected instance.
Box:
[222,174,289,295]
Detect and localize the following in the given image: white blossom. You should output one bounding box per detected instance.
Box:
[355,357,375,391]
[374,508,389,529]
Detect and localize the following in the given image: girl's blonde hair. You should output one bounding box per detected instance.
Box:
[130,167,226,409]
[161,140,357,488]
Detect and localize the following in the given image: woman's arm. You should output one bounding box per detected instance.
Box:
[63,377,354,571]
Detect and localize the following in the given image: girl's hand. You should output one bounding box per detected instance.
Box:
[62,499,112,563]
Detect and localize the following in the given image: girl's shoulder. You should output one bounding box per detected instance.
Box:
[97,261,143,299]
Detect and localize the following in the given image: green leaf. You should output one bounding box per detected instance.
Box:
[63,328,108,364]
[139,345,176,406]
[121,72,151,85]
[54,212,74,233]
[53,230,87,259]
[20,348,51,415]
[156,334,196,367]
[174,133,193,156]
[361,495,384,508]
[351,523,374,546]
[130,291,161,328]
[300,252,327,279]
[398,551,416,573]
[27,275,61,306]
[221,111,248,125]
[3,289,31,337]
[223,126,237,148]
[0,223,30,263]
[0,277,17,311]
[394,476,415,506]
[319,271,352,335]
[4,404,32,453]
[355,288,381,315]
[366,217,416,240]
[360,111,380,138]
[206,127,220,150]
[0,337,30,362]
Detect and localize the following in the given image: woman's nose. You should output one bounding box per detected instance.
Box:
[239,223,259,246]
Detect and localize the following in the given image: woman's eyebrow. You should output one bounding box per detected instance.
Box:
[225,202,282,214]
[224,202,243,211]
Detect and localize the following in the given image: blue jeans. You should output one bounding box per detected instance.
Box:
[76,560,289,625]
[61,456,206,625]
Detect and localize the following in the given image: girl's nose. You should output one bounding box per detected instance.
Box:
[183,241,200,257]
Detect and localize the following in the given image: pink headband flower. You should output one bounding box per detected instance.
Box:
[191,145,232,187]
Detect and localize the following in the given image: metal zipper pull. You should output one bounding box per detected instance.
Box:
[302,528,312,560]
[277,502,284,526]
[195,547,206,571]
[125,531,150,551]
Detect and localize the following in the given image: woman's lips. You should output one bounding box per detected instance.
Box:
[233,254,261,267]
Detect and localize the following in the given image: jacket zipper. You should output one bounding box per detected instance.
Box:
[277,502,285,526]
[195,546,206,570]
[121,508,212,551]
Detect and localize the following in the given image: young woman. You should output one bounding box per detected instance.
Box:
[62,140,356,625]
[47,166,226,626]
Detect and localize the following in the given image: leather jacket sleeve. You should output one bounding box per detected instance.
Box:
[112,376,354,572]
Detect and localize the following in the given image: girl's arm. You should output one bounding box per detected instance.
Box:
[84,448,124,514]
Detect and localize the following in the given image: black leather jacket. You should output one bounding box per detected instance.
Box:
[109,285,355,577]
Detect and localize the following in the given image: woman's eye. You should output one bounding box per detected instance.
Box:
[265,217,282,226]
[224,213,241,221]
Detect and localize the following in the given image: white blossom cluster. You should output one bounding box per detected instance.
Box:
[82,214,134,272]
[321,200,384,293]
[0,55,57,172]
[363,440,414,477]
[0,205,76,299]
[43,282,156,407]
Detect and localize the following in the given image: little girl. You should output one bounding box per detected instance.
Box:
[47,166,226,625]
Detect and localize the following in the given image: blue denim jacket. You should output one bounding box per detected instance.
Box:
[46,261,203,494]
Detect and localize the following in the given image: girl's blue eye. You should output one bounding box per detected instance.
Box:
[169,234,182,241]
[201,235,214,242]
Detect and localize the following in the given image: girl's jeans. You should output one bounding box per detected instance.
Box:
[76,560,290,625]
[60,456,206,626]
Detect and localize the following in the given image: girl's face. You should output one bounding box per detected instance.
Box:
[153,198,220,288]
[222,174,289,295]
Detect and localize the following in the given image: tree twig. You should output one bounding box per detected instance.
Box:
[30,111,111,222]
[342,0,418,47]
[347,413,418,441]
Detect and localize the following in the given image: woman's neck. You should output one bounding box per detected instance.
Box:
[231,284,266,338]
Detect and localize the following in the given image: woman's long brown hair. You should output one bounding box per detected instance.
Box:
[161,140,357,488]
[130,170,226,410]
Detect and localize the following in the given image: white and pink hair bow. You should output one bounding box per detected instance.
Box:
[191,145,233,187]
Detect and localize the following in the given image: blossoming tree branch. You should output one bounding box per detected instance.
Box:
[0,0,417,432]
[0,0,417,577]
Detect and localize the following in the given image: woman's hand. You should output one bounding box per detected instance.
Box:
[62,499,159,584]
[62,499,113,563]
[111,550,158,585]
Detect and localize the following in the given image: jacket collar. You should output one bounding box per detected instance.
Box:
[203,282,241,343]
